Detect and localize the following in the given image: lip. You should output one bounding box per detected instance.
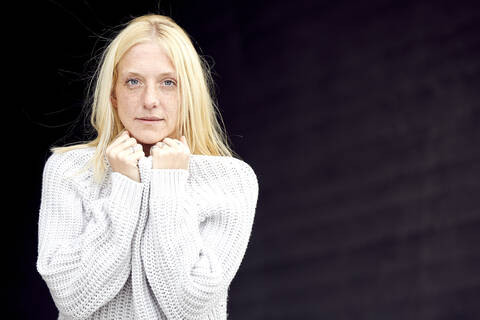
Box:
[136,116,163,121]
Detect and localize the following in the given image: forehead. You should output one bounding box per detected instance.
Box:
[117,41,176,75]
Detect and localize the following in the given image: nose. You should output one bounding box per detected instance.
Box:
[143,84,159,109]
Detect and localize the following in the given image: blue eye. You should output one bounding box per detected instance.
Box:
[164,79,176,87]
[126,78,140,86]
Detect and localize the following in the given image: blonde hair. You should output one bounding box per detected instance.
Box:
[52,14,238,182]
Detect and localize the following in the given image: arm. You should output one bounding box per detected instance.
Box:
[36,153,144,319]
[141,160,259,320]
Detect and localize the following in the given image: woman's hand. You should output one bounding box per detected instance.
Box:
[151,136,191,170]
[106,131,144,182]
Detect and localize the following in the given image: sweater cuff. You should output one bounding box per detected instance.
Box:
[110,172,144,210]
[151,169,189,196]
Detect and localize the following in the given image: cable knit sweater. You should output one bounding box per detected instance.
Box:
[36,146,259,320]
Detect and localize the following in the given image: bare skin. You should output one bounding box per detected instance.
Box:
[107,40,191,181]
[151,136,190,170]
[106,131,145,182]
[106,130,190,182]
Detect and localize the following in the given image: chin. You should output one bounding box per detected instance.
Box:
[135,135,163,145]
[131,131,169,145]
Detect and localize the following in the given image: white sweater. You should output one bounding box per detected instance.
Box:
[36,147,259,320]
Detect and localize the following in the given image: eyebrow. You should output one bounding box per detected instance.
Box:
[123,71,177,78]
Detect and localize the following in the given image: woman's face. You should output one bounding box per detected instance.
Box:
[112,41,179,145]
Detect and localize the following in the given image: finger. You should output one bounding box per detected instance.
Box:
[117,142,141,158]
[167,136,189,152]
[156,140,170,149]
[150,145,157,157]
[161,137,175,147]
[117,129,129,138]
[118,137,138,151]
[150,144,161,155]
[111,140,136,158]
[152,142,169,156]
[109,130,130,149]
[115,129,130,141]
[127,149,145,162]
[163,137,182,150]
[180,136,190,152]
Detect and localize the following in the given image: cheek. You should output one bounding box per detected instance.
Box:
[117,93,140,114]
[162,90,177,103]
[166,101,179,120]
[161,92,178,116]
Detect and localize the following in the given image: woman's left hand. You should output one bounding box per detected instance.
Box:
[151,136,191,170]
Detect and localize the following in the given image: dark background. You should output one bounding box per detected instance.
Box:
[7,0,480,319]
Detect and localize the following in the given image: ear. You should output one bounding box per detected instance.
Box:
[111,91,117,109]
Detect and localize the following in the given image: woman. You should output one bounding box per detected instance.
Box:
[36,14,259,320]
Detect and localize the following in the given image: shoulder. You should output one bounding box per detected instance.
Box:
[190,155,257,179]
[40,147,98,200]
[190,155,259,198]
[43,147,96,180]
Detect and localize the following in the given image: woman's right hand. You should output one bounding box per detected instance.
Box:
[106,130,144,182]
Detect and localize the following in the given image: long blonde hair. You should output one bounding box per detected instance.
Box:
[52,14,237,182]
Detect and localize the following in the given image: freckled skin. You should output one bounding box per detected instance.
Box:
[111,41,179,147]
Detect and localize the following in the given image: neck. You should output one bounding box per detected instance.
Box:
[142,144,153,157]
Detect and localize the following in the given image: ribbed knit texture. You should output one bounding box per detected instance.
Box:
[36,147,259,320]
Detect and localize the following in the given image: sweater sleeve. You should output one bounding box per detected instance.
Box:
[141,160,259,320]
[36,153,144,320]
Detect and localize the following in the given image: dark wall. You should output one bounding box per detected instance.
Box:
[8,0,480,319]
